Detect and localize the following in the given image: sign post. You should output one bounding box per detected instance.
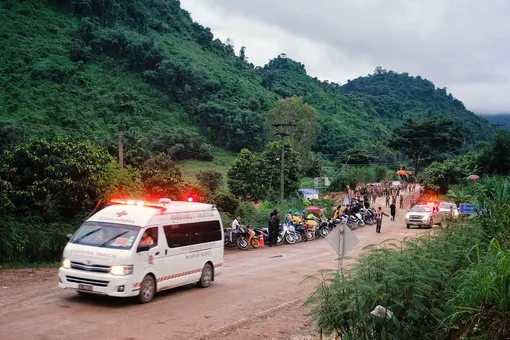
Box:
[325,224,360,268]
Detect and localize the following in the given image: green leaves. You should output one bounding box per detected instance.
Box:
[267,96,319,164]
[227,142,301,201]
[389,118,463,174]
[0,138,112,218]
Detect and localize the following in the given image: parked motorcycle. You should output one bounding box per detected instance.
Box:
[224,225,258,250]
[294,223,307,242]
[277,224,296,245]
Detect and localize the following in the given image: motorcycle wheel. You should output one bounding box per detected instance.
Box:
[224,235,233,247]
[306,231,314,241]
[276,235,284,246]
[285,232,296,244]
[236,236,249,250]
[294,232,302,243]
[250,237,260,248]
[319,228,329,238]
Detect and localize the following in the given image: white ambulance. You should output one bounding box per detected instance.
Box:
[58,198,224,303]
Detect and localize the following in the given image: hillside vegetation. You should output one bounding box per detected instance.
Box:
[0,0,494,164]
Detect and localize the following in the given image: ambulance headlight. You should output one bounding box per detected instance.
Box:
[110,265,134,276]
[62,258,71,269]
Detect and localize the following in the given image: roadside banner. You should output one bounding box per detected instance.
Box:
[459,203,481,215]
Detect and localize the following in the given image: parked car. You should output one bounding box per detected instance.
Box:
[405,204,442,229]
[438,202,459,219]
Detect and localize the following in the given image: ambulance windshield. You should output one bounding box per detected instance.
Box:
[70,221,141,250]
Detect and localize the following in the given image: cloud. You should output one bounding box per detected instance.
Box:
[180,0,510,114]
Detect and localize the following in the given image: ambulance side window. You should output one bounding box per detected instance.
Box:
[163,224,191,248]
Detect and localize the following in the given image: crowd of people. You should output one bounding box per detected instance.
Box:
[230,181,422,244]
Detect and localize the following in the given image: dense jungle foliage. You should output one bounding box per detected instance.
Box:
[0,0,494,161]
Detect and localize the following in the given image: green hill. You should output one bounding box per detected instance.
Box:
[0,0,494,167]
[341,68,494,148]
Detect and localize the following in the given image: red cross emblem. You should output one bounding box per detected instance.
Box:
[148,255,154,265]
[116,211,128,218]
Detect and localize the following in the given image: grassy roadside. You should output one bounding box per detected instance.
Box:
[306,177,510,340]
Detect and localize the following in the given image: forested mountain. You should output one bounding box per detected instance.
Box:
[341,68,493,147]
[0,0,494,162]
[479,114,510,131]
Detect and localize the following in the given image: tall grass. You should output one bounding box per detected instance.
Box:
[0,216,79,264]
[307,177,510,339]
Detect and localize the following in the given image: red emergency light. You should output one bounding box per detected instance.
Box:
[110,199,166,208]
[187,197,194,202]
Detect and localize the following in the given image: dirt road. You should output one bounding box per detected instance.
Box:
[0,191,430,340]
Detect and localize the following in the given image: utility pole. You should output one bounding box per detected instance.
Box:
[118,131,124,169]
[272,123,295,201]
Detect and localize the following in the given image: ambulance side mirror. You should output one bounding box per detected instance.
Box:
[66,234,73,240]
[137,243,150,253]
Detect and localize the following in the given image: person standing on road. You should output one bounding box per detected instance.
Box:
[399,195,404,209]
[375,206,390,233]
[268,210,279,247]
[389,203,396,221]
[385,194,390,207]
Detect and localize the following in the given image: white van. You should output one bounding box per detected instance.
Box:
[58,198,224,303]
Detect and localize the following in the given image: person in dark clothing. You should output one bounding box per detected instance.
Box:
[352,203,361,215]
[399,195,404,209]
[268,210,280,247]
[389,203,396,221]
[364,199,370,209]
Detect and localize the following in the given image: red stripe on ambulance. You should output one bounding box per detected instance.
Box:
[133,263,223,287]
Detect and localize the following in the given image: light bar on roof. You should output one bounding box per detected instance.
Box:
[110,199,165,208]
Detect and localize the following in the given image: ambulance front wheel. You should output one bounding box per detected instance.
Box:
[138,275,155,304]
[198,263,213,288]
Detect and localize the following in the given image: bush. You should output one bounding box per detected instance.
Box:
[307,177,510,339]
[0,216,80,264]
[213,191,239,215]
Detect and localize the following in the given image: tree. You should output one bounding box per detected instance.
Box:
[227,149,264,200]
[227,142,301,200]
[259,141,301,198]
[141,153,183,200]
[373,66,387,75]
[239,46,246,62]
[268,96,319,164]
[0,138,112,218]
[419,160,464,194]
[196,170,223,198]
[213,191,239,215]
[388,118,463,174]
[100,164,144,201]
[489,130,510,175]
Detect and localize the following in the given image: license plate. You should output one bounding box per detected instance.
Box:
[78,284,93,291]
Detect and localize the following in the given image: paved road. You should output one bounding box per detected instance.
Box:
[0,191,430,340]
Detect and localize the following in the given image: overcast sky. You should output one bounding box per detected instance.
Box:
[180,0,510,114]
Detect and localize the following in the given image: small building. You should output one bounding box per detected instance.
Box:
[298,188,320,200]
